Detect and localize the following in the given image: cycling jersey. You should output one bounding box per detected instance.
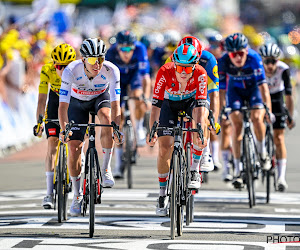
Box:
[39,63,61,95]
[152,62,207,108]
[165,50,219,98]
[219,48,267,90]
[59,60,121,103]
[265,60,292,95]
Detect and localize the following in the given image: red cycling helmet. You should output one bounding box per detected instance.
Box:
[177,36,203,58]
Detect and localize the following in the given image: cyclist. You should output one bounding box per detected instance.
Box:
[33,43,76,209]
[58,38,122,216]
[165,35,219,172]
[147,44,208,216]
[219,33,272,188]
[106,30,151,178]
[259,43,295,191]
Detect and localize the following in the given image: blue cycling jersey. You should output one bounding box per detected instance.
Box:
[106,41,150,84]
[219,48,267,90]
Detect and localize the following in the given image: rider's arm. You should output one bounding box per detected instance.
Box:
[36,65,50,121]
[142,74,151,100]
[137,42,151,100]
[218,55,227,110]
[58,68,73,131]
[282,68,294,117]
[259,83,272,113]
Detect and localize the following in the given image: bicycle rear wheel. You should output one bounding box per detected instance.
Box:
[265,128,274,203]
[89,148,96,238]
[61,145,68,221]
[57,144,66,223]
[185,143,192,226]
[123,124,134,189]
[170,150,179,239]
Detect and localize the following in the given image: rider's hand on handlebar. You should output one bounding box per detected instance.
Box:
[146,133,157,147]
[59,130,72,143]
[287,118,295,130]
[33,124,44,137]
[112,131,124,145]
[195,135,207,149]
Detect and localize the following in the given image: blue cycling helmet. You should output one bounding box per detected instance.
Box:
[173,44,199,64]
[225,33,248,52]
[116,30,136,45]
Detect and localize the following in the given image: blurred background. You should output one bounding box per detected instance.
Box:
[0,0,299,154]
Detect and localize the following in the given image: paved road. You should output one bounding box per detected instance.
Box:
[0,100,300,249]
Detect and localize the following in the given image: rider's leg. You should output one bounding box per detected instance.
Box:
[221,118,233,181]
[229,111,243,177]
[98,107,115,187]
[273,128,288,189]
[45,136,59,195]
[211,133,222,169]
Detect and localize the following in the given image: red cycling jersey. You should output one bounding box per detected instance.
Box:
[152,62,207,108]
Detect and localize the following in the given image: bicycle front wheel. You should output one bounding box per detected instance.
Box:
[57,144,66,223]
[123,124,134,189]
[89,148,96,238]
[185,143,192,226]
[170,150,179,239]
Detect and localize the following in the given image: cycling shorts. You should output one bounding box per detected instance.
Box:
[271,91,287,129]
[227,85,263,111]
[157,98,209,137]
[68,90,111,141]
[45,90,60,138]
[120,72,142,102]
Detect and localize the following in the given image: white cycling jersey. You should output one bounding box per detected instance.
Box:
[59,60,121,103]
[266,60,289,94]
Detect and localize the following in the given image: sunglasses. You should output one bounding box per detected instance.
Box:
[263,58,277,65]
[175,65,195,74]
[118,46,135,52]
[229,51,245,58]
[55,64,67,70]
[85,57,105,65]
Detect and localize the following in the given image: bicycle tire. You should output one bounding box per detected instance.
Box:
[124,124,134,189]
[185,143,192,226]
[176,203,183,236]
[243,134,254,208]
[170,150,178,239]
[176,152,183,236]
[189,195,194,223]
[62,145,68,221]
[89,148,96,238]
[57,144,64,223]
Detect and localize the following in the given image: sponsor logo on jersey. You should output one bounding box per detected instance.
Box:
[59,89,68,96]
[94,84,106,87]
[197,74,207,99]
[71,127,81,131]
[155,75,166,94]
[139,62,147,69]
[48,128,56,135]
[213,65,219,78]
[101,75,106,80]
[76,76,83,80]
[61,80,69,85]
[115,89,121,95]
[254,68,263,76]
[72,88,106,96]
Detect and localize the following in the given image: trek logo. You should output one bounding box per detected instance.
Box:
[48,128,56,136]
[59,89,68,96]
[115,89,121,95]
[101,75,106,80]
[155,75,166,94]
[76,76,83,80]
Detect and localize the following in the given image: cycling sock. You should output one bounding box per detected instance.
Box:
[114,147,123,171]
[256,138,266,158]
[158,173,168,196]
[221,150,231,170]
[46,172,54,195]
[211,140,220,163]
[136,118,145,130]
[192,145,203,172]
[203,138,210,155]
[71,175,81,196]
[102,148,113,173]
[233,159,242,176]
[277,158,287,180]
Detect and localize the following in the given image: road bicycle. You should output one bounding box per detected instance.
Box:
[36,116,72,223]
[66,112,121,238]
[226,103,261,208]
[149,112,204,239]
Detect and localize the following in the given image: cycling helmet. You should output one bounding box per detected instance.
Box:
[177,36,203,58]
[80,38,106,57]
[259,43,281,58]
[173,44,198,64]
[116,30,136,45]
[140,32,164,49]
[225,33,248,52]
[164,29,181,50]
[51,43,76,64]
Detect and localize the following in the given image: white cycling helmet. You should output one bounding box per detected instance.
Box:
[80,38,107,57]
[259,43,281,58]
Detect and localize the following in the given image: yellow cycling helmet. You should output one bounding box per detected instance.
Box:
[51,43,76,65]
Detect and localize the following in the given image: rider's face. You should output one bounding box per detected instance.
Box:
[174,63,194,84]
[117,45,135,64]
[84,57,104,76]
[228,48,248,68]
[263,57,278,75]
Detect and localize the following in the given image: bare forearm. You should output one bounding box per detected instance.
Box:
[285,95,294,117]
[209,91,220,120]
[259,84,272,112]
[219,90,226,110]
[142,74,151,99]
[193,107,208,132]
[58,102,69,131]
[111,101,121,126]
[149,105,161,129]
[36,93,47,121]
